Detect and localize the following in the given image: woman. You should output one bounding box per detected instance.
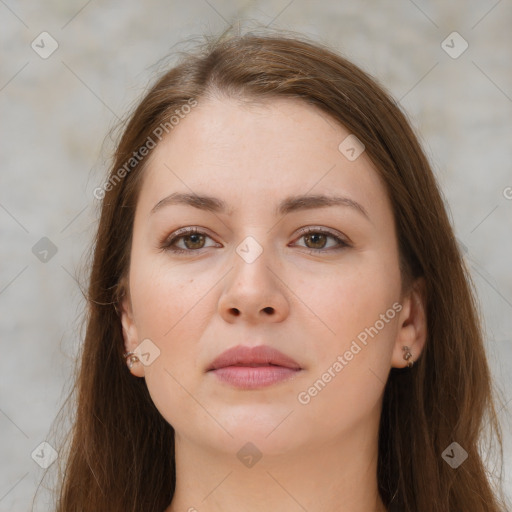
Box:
[50,29,507,511]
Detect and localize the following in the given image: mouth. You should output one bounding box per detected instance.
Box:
[207,344,302,371]
[219,363,289,367]
[207,345,302,390]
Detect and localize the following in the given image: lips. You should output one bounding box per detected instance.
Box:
[207,344,301,371]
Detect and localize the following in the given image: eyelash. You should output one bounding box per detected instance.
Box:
[158,226,350,255]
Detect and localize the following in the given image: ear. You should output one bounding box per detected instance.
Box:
[391,277,427,368]
[118,279,145,378]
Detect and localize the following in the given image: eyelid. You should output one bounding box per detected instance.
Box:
[158,226,218,253]
[293,226,351,247]
[159,226,351,254]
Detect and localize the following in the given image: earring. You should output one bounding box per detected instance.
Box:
[123,351,139,369]
[402,346,414,368]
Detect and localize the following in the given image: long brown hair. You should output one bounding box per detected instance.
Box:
[42,27,508,512]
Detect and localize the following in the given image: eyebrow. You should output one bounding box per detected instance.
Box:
[150,192,370,220]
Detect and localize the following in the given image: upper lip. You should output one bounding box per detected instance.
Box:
[207,345,302,371]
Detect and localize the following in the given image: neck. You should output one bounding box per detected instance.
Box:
[165,415,387,512]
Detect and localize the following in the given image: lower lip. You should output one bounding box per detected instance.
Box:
[209,366,301,389]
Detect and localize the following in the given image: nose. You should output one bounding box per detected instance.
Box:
[218,244,290,325]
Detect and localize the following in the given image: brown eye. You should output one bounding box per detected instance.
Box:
[160,226,350,255]
[294,228,350,253]
[160,228,217,254]
[303,232,328,250]
[181,233,206,250]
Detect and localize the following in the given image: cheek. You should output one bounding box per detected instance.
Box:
[293,259,400,356]
[130,254,204,339]
[293,262,399,417]
[130,254,229,377]
[129,264,212,428]
[295,306,397,437]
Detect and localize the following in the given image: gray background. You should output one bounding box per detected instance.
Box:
[1,1,511,510]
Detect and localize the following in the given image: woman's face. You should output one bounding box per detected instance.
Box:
[120,96,421,455]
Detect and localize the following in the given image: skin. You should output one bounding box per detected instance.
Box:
[120,95,427,512]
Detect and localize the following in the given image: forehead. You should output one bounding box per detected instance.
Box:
[136,96,390,219]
